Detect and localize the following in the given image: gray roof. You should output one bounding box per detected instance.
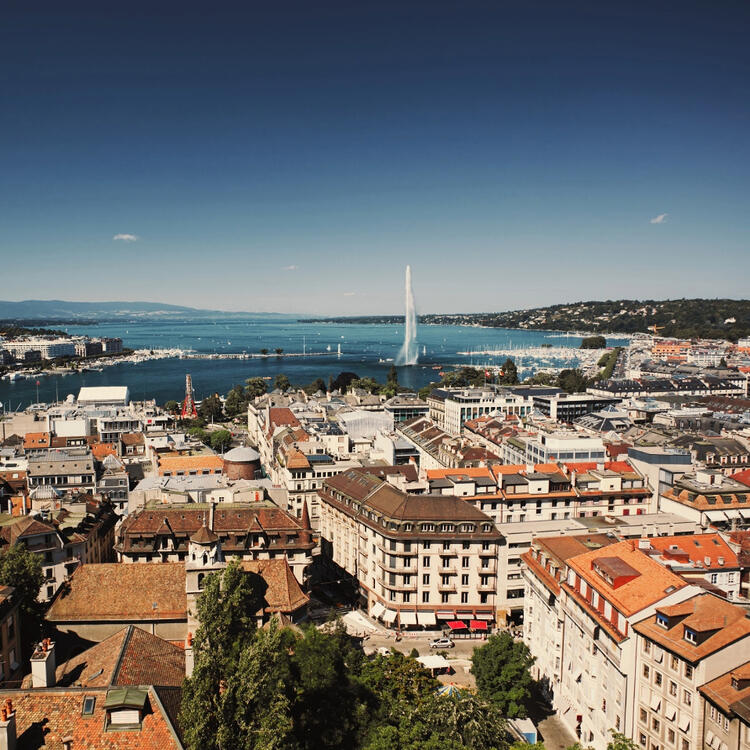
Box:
[223,445,260,463]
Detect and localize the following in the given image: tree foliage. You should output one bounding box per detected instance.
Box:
[198,393,224,422]
[210,429,233,453]
[273,373,291,392]
[580,335,606,349]
[498,358,519,385]
[224,385,249,418]
[245,377,268,399]
[471,632,535,718]
[0,543,44,643]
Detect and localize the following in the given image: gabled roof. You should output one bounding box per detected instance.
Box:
[53,625,185,688]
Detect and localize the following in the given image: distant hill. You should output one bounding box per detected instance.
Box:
[307,299,750,341]
[0,300,294,321]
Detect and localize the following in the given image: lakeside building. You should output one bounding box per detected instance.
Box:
[318,468,501,630]
[3,338,76,360]
[588,377,744,400]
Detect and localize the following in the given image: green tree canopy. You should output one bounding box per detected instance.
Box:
[224,385,248,418]
[580,335,606,349]
[331,371,360,392]
[498,358,519,385]
[557,369,590,393]
[210,429,233,453]
[273,373,291,392]
[164,399,180,414]
[198,393,224,422]
[0,543,44,644]
[245,377,268,399]
[471,632,535,718]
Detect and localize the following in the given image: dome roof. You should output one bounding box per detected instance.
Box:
[223,445,260,463]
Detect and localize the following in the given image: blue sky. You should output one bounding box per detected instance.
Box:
[2,0,748,314]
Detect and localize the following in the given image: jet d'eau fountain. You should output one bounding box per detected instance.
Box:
[396,265,419,365]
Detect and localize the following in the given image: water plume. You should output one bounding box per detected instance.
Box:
[396,265,418,365]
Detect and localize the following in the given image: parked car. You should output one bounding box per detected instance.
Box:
[429,637,455,649]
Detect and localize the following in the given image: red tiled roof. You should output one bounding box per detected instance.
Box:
[731,469,750,488]
[23,432,51,449]
[240,558,309,613]
[700,661,750,714]
[645,533,739,570]
[6,687,181,749]
[47,563,187,622]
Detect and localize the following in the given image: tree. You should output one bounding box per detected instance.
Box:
[331,371,359,392]
[580,336,606,349]
[179,562,267,750]
[245,377,268,399]
[275,348,284,356]
[210,429,233,453]
[557,369,590,394]
[198,393,224,422]
[164,399,180,414]
[273,373,290,392]
[498,358,519,385]
[224,385,248,418]
[606,733,638,750]
[260,348,268,355]
[0,544,44,648]
[187,426,209,444]
[471,632,535,718]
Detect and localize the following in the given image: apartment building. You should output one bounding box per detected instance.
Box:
[115,502,314,584]
[27,449,96,492]
[634,594,750,750]
[318,468,501,630]
[427,386,550,436]
[700,663,750,750]
[0,586,22,686]
[525,538,704,748]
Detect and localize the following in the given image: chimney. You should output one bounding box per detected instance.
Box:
[637,538,651,550]
[185,632,194,678]
[596,462,605,472]
[570,471,577,488]
[0,699,16,750]
[31,638,56,688]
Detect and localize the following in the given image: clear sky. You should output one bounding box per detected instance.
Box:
[2,0,749,315]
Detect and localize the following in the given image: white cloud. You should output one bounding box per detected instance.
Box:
[113,233,139,242]
[649,213,668,224]
[343,292,356,296]
[281,264,299,271]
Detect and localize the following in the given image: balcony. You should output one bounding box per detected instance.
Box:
[439,548,459,557]
[477,582,496,591]
[438,582,457,593]
[377,560,418,574]
[438,565,458,575]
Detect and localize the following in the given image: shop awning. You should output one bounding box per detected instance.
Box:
[417,654,450,671]
[436,611,454,619]
[399,611,418,626]
[473,613,494,621]
[418,611,437,626]
[447,621,467,630]
[470,620,488,630]
[456,611,473,619]
[370,602,386,619]
[383,609,398,624]
[740,509,750,521]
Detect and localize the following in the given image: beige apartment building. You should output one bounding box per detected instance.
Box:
[318,468,501,630]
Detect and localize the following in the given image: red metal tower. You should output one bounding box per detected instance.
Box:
[181,374,198,419]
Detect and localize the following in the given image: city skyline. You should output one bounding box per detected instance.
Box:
[3,0,749,314]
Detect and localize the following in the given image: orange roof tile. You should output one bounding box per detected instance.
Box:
[635,594,750,663]
[700,661,750,714]
[566,540,687,616]
[23,432,50,449]
[645,533,739,570]
[157,454,224,474]
[426,467,495,480]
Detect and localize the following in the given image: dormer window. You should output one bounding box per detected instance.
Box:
[656,614,670,629]
[104,687,148,730]
[684,628,697,645]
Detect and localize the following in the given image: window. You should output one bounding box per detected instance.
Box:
[681,741,689,750]
[422,592,430,603]
[655,671,663,687]
[710,573,718,584]
[669,681,677,697]
[461,574,469,586]
[643,665,650,678]
[667,729,675,744]
[653,718,660,731]
[423,574,430,585]
[462,557,470,568]
[423,556,430,567]
[461,592,468,603]
[639,733,647,747]
[441,593,449,604]
[643,640,652,654]
[684,629,697,645]
[684,665,693,679]
[670,655,679,670]
[683,690,691,706]
[639,708,648,723]
[82,696,96,716]
[656,613,669,628]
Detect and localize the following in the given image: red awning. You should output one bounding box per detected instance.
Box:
[447,621,468,630]
[470,620,488,630]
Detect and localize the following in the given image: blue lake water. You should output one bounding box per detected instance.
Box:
[0,317,628,408]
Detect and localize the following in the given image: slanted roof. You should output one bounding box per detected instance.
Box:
[241,559,309,614]
[47,563,186,623]
[635,594,750,662]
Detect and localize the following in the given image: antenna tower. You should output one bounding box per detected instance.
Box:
[181,374,198,419]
